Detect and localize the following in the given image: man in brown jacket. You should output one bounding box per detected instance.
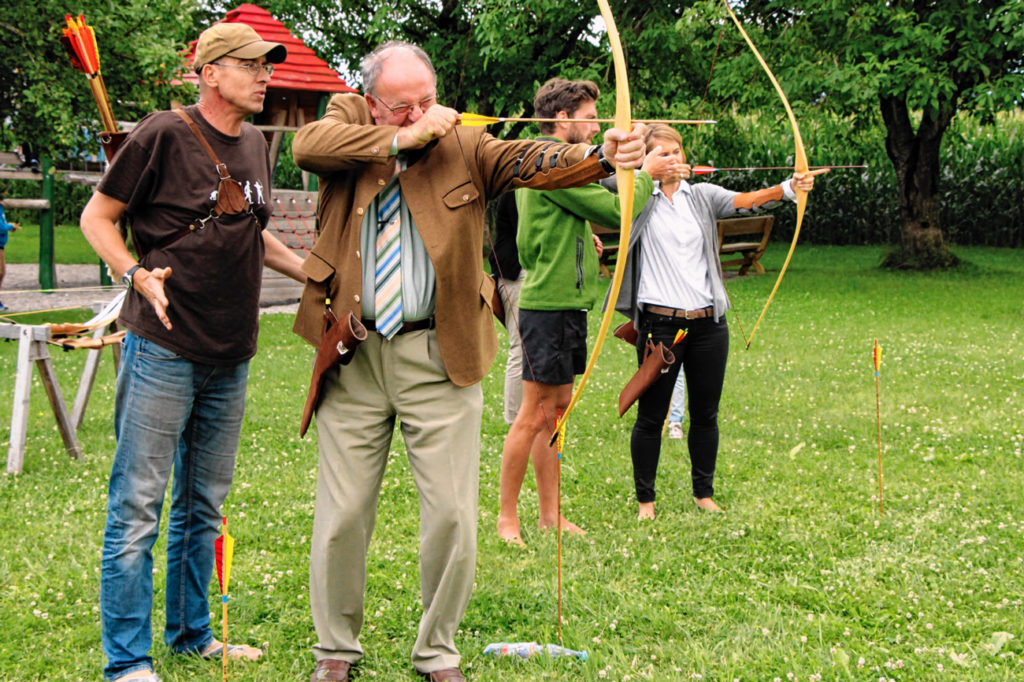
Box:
[292,41,645,682]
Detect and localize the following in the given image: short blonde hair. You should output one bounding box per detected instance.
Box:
[644,123,686,163]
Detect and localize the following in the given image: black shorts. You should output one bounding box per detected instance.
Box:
[519,309,588,385]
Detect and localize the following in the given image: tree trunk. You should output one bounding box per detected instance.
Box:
[878,95,960,268]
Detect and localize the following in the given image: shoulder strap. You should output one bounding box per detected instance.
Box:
[173,107,231,180]
[139,108,252,257]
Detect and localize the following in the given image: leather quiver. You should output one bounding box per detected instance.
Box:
[614,319,639,346]
[299,309,368,437]
[618,340,675,417]
[99,131,129,163]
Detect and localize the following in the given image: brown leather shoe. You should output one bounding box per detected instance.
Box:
[419,667,466,681]
[310,658,352,681]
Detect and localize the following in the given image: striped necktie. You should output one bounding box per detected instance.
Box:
[374,181,403,339]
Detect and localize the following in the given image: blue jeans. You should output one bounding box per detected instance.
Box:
[101,332,249,680]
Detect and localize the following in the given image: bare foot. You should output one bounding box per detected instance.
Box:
[539,515,586,535]
[113,672,158,681]
[637,502,655,520]
[200,639,263,661]
[497,516,526,546]
[694,497,723,513]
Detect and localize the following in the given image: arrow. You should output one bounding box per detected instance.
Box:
[873,339,884,516]
[691,164,867,174]
[459,112,715,128]
[215,516,235,681]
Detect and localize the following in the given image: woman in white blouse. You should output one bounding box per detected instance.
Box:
[612,124,822,519]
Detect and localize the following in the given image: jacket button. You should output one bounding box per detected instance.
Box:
[355,250,361,259]
[371,146,380,153]
[378,178,386,186]
[462,194,470,201]
[357,207,364,215]
[354,294,360,303]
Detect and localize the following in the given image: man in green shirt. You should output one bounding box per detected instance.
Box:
[497,78,654,544]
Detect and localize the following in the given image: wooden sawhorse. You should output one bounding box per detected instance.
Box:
[4,320,121,474]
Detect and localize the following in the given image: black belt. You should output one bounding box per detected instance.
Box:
[362,317,436,336]
[645,304,713,320]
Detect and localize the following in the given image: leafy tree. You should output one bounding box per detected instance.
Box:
[691,0,1024,268]
[0,0,201,158]
[258,0,719,140]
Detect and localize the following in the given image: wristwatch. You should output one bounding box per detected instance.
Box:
[122,264,142,289]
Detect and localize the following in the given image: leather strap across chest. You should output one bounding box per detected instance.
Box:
[139,108,255,256]
[173,108,233,181]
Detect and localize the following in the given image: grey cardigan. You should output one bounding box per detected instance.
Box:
[602,177,789,326]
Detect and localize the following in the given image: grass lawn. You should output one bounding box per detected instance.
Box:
[3,222,101,265]
[1,245,1021,681]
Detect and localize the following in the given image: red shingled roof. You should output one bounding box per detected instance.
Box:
[182,4,356,94]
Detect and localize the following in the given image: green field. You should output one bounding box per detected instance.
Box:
[3,222,99,265]
[1,246,1021,680]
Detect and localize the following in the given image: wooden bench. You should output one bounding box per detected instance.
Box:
[717,215,774,276]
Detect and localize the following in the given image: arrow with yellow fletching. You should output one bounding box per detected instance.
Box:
[459,112,715,127]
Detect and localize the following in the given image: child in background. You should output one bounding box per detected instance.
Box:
[667,371,686,439]
[0,191,22,312]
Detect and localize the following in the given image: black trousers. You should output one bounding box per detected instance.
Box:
[630,310,729,502]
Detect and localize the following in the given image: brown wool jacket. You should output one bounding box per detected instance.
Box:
[291,93,610,386]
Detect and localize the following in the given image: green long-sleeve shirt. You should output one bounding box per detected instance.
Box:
[517,155,653,311]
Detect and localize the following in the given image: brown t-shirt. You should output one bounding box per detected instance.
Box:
[98,104,272,364]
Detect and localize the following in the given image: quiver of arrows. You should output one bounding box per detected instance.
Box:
[61,14,124,162]
[618,340,675,417]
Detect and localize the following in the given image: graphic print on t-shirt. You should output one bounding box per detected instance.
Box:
[208,179,266,209]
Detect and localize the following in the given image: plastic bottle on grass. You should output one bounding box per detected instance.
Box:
[483,642,588,661]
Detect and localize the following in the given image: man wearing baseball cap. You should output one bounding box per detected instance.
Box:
[193,22,287,73]
[80,21,302,682]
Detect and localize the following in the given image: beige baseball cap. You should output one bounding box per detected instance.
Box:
[193,23,286,73]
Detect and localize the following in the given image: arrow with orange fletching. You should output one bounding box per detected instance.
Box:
[459,112,715,127]
[61,14,118,132]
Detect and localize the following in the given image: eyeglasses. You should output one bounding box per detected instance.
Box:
[371,93,437,117]
[210,61,274,77]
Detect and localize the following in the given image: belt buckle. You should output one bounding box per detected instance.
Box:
[683,309,697,320]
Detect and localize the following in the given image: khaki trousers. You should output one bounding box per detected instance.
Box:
[310,328,482,673]
[497,270,526,425]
